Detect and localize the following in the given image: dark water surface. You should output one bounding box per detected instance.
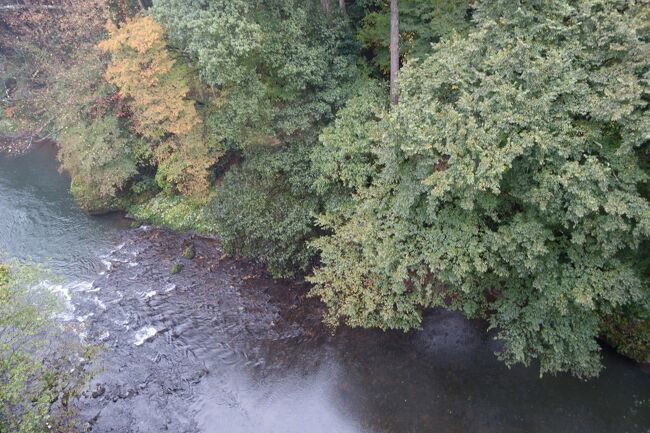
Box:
[1,146,649,433]
[0,143,130,277]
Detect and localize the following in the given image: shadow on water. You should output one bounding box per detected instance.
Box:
[1,145,649,433]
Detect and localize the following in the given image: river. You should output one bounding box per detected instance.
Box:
[1,144,649,433]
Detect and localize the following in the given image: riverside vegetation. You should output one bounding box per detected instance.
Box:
[0,263,93,433]
[0,0,648,387]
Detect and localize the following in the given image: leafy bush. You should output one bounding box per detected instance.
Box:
[58,116,149,212]
[152,0,360,140]
[211,143,320,278]
[603,304,650,363]
[310,0,650,378]
[312,80,387,209]
[152,0,363,276]
[97,16,200,140]
[98,15,226,195]
[0,263,94,433]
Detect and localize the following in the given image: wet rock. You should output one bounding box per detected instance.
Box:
[182,244,196,260]
[88,410,101,426]
[119,387,137,399]
[91,385,106,399]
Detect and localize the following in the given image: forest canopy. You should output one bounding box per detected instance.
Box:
[1,0,648,378]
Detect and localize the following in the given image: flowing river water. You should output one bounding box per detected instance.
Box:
[1,144,649,433]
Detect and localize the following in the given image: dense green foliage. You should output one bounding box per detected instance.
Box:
[152,0,360,138]
[148,0,365,274]
[312,80,387,210]
[2,0,648,378]
[212,143,321,277]
[58,116,150,211]
[0,263,93,433]
[311,0,650,377]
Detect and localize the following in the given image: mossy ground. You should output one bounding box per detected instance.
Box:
[127,193,218,235]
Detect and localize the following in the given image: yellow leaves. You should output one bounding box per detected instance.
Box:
[98,16,164,55]
[96,20,121,53]
[97,15,200,140]
[96,15,212,194]
[154,129,224,196]
[125,17,165,54]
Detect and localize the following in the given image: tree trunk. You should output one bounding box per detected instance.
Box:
[389,0,399,105]
[339,0,347,17]
[320,0,332,26]
[137,0,146,10]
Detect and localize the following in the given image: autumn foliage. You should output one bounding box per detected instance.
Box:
[96,15,218,194]
[98,16,200,140]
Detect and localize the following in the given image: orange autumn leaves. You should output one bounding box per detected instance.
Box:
[98,16,214,195]
[98,16,200,139]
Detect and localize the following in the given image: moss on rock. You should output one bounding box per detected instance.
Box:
[170,263,184,275]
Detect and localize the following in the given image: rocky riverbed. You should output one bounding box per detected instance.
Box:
[67,227,650,433]
[72,227,327,432]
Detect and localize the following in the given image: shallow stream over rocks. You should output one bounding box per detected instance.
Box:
[1,145,649,433]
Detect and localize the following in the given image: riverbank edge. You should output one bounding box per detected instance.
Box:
[0,132,56,156]
[124,212,650,371]
[2,140,648,372]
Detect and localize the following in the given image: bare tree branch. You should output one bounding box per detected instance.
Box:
[0,5,65,11]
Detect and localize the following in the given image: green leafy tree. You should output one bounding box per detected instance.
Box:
[311,0,650,378]
[212,142,321,277]
[58,116,150,211]
[152,0,363,274]
[0,262,94,433]
[152,0,361,143]
[312,80,387,214]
